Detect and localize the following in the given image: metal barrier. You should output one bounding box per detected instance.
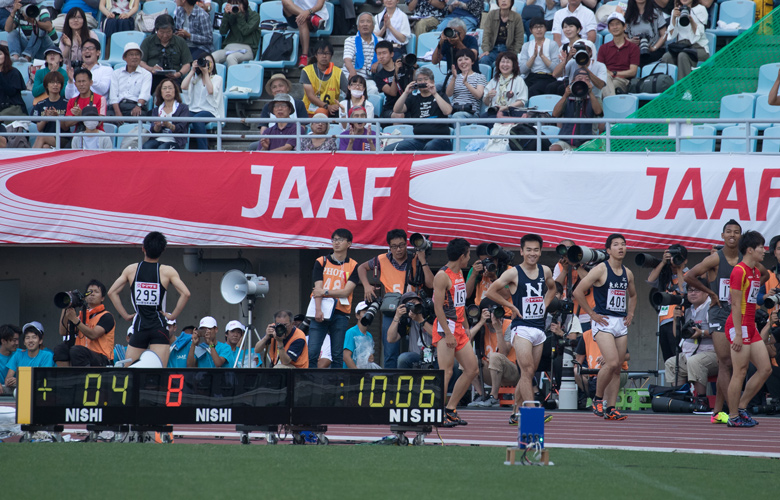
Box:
[3,115,779,153]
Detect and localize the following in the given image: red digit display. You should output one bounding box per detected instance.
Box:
[165,374,184,407]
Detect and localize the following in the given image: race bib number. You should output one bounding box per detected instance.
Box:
[454,282,467,307]
[747,280,760,304]
[134,282,160,306]
[606,289,626,313]
[522,296,545,319]
[719,278,730,301]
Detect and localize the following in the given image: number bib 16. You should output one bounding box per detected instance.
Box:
[134,282,160,306]
[606,289,626,313]
[522,296,545,320]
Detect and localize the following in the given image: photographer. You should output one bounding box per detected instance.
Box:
[213,0,261,68]
[5,0,57,62]
[646,244,688,361]
[255,310,309,368]
[468,300,514,407]
[431,18,479,77]
[554,239,594,335]
[556,40,607,99]
[549,68,602,151]
[389,292,435,369]
[54,280,115,367]
[664,284,717,395]
[139,14,193,91]
[761,235,780,308]
[186,316,231,367]
[659,0,708,80]
[357,229,434,367]
[343,302,376,368]
[372,40,402,118]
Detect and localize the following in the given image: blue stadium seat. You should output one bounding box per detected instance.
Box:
[21,90,33,114]
[248,1,259,12]
[103,123,117,148]
[224,64,264,114]
[602,94,638,120]
[760,125,780,153]
[753,95,780,130]
[706,32,717,56]
[706,0,755,37]
[715,93,755,130]
[116,123,148,149]
[92,30,107,60]
[0,31,7,45]
[212,30,222,52]
[680,124,716,152]
[479,63,492,81]
[720,124,758,153]
[215,63,226,85]
[416,32,441,59]
[754,62,780,95]
[367,93,385,117]
[252,32,299,68]
[260,1,334,37]
[143,0,176,14]
[406,34,416,56]
[12,62,31,82]
[541,125,560,141]
[102,31,147,64]
[382,124,413,139]
[420,62,449,91]
[456,124,489,151]
[528,94,560,113]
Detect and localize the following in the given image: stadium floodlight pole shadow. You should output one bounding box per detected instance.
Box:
[220,270,270,368]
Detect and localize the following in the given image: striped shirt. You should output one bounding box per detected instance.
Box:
[451,72,487,114]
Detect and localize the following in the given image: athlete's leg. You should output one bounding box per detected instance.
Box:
[449,343,479,410]
[594,331,620,403]
[604,335,627,407]
[437,341,456,404]
[711,330,732,413]
[513,336,542,413]
[149,343,170,367]
[739,342,772,409]
[726,341,751,419]
[125,346,145,364]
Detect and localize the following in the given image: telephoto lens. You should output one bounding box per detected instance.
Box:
[443,27,455,38]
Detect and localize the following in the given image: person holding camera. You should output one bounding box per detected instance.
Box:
[486,234,557,424]
[597,12,639,96]
[549,67,602,151]
[54,279,115,367]
[181,52,223,149]
[173,0,212,61]
[572,233,637,421]
[5,0,57,62]
[763,235,780,307]
[358,229,435,367]
[479,0,523,67]
[371,40,402,118]
[663,283,718,396]
[186,316,231,367]
[431,18,479,76]
[108,42,152,121]
[659,0,708,80]
[517,18,557,98]
[307,228,359,369]
[624,0,668,68]
[387,68,454,151]
[646,244,688,362]
[214,0,260,67]
[342,302,376,368]
[5,322,54,390]
[389,292,435,369]
[140,14,193,91]
[555,40,606,98]
[64,38,111,101]
[255,311,309,368]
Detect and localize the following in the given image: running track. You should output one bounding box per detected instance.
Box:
[6,405,777,458]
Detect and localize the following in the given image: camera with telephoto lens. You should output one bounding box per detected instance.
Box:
[274,323,288,337]
[639,37,650,55]
[229,4,240,13]
[466,304,481,326]
[195,57,207,75]
[21,2,40,18]
[636,253,662,268]
[667,245,687,266]
[403,53,417,67]
[486,243,514,265]
[360,298,382,326]
[294,314,311,335]
[763,289,780,308]
[451,103,473,113]
[443,27,456,38]
[547,297,574,316]
[409,233,432,253]
[678,6,691,27]
[566,245,607,265]
[573,42,589,66]
[54,289,88,309]
[651,291,691,308]
[679,318,697,339]
[571,80,589,99]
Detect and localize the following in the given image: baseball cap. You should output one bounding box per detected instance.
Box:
[199,316,217,329]
[22,321,44,336]
[355,301,369,314]
[225,320,245,332]
[44,47,63,57]
[400,292,420,304]
[607,12,625,24]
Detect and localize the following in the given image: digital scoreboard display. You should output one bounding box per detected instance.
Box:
[17,368,444,427]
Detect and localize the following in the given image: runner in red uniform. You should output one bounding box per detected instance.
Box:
[433,238,478,427]
[725,230,772,427]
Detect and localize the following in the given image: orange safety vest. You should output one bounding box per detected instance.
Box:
[270,328,309,368]
[376,253,408,294]
[482,318,516,363]
[582,329,628,370]
[76,304,115,361]
[313,256,358,315]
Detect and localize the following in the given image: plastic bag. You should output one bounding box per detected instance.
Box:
[353,335,380,369]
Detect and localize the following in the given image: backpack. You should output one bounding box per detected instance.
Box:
[508,123,551,151]
[6,124,31,148]
[628,61,675,94]
[261,32,294,62]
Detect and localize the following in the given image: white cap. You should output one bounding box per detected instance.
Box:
[199,316,217,329]
[607,12,625,24]
[22,321,44,336]
[355,301,369,314]
[225,320,245,332]
[122,41,144,58]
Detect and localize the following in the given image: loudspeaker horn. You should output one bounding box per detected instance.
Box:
[221,270,270,304]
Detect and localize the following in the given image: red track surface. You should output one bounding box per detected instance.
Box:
[6,407,775,457]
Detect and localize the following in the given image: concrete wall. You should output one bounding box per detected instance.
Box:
[0,246,709,374]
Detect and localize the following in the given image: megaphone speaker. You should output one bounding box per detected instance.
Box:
[221,269,249,304]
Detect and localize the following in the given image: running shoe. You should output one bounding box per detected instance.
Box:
[544,414,553,423]
[476,395,501,407]
[444,408,467,426]
[467,394,488,407]
[739,409,759,426]
[604,408,627,420]
[509,413,518,425]
[711,411,729,424]
[592,399,604,417]
[297,55,308,68]
[727,415,756,427]
[310,14,323,29]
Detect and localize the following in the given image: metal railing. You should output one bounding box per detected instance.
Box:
[3,115,779,154]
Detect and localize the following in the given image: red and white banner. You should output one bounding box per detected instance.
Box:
[1,151,778,250]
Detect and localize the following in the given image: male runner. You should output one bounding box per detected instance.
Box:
[486,234,557,425]
[108,231,191,366]
[684,220,768,423]
[433,238,479,427]
[724,230,772,427]
[572,233,637,421]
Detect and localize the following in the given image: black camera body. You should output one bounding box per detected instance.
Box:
[72,60,84,70]
[481,258,497,274]
[451,103,473,113]
[274,323,288,337]
[651,291,690,308]
[679,318,697,339]
[442,27,456,38]
[54,289,86,309]
[230,4,240,13]
[678,6,691,27]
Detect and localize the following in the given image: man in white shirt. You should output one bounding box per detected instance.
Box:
[551,0,596,45]
[109,42,153,120]
[343,12,379,95]
[562,40,607,98]
[64,38,112,100]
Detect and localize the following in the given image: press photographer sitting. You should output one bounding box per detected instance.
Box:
[54,279,116,367]
[388,292,435,369]
[549,67,602,151]
[254,310,309,368]
[663,283,717,397]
